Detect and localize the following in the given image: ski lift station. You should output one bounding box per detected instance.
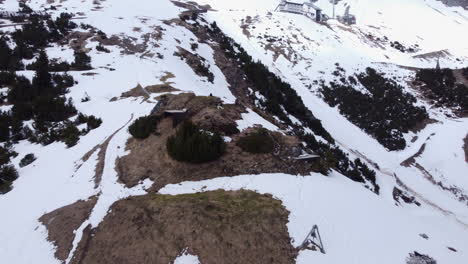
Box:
[276,0,356,25]
[275,0,325,22]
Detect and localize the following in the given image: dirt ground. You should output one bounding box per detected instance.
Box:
[69,190,296,264]
[39,197,97,262]
[117,93,314,190]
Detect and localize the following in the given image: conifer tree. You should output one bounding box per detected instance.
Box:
[72,50,92,70]
[32,50,52,93]
[0,37,12,70]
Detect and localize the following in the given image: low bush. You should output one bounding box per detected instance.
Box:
[0,146,17,166]
[60,122,80,147]
[19,153,36,167]
[128,115,160,139]
[71,51,92,70]
[77,113,102,131]
[236,129,274,154]
[85,115,102,130]
[0,165,19,194]
[96,44,110,53]
[166,121,226,163]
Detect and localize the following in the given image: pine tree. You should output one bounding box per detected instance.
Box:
[0,37,12,70]
[72,50,92,70]
[32,50,52,93]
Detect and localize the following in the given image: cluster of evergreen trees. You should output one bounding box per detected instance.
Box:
[0,6,101,194]
[206,22,380,193]
[0,5,91,72]
[0,146,18,194]
[1,51,101,147]
[321,67,429,151]
[167,121,226,164]
[207,22,334,144]
[415,68,468,113]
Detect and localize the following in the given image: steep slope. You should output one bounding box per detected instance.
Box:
[0,0,467,264]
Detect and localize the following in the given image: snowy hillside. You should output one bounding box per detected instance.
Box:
[0,0,467,263]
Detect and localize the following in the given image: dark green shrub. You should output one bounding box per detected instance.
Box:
[128,115,160,139]
[76,113,102,131]
[166,121,226,163]
[32,96,77,123]
[19,153,36,168]
[0,146,17,166]
[0,165,19,194]
[72,51,92,70]
[60,122,80,147]
[96,44,110,53]
[0,112,12,142]
[85,115,102,130]
[236,129,274,154]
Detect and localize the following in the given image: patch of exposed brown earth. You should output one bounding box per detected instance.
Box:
[401,143,427,167]
[117,93,315,190]
[118,84,150,100]
[39,197,97,262]
[69,190,296,264]
[114,73,179,101]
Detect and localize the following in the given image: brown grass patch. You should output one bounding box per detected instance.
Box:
[117,93,315,190]
[69,190,296,264]
[115,72,179,101]
[39,197,98,262]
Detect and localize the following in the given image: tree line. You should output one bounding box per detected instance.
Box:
[205,22,380,193]
[0,5,101,194]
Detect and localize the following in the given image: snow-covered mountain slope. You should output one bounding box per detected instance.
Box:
[196,0,468,214]
[0,0,467,263]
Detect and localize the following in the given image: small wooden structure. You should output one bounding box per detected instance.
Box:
[299,225,325,253]
[164,109,188,127]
